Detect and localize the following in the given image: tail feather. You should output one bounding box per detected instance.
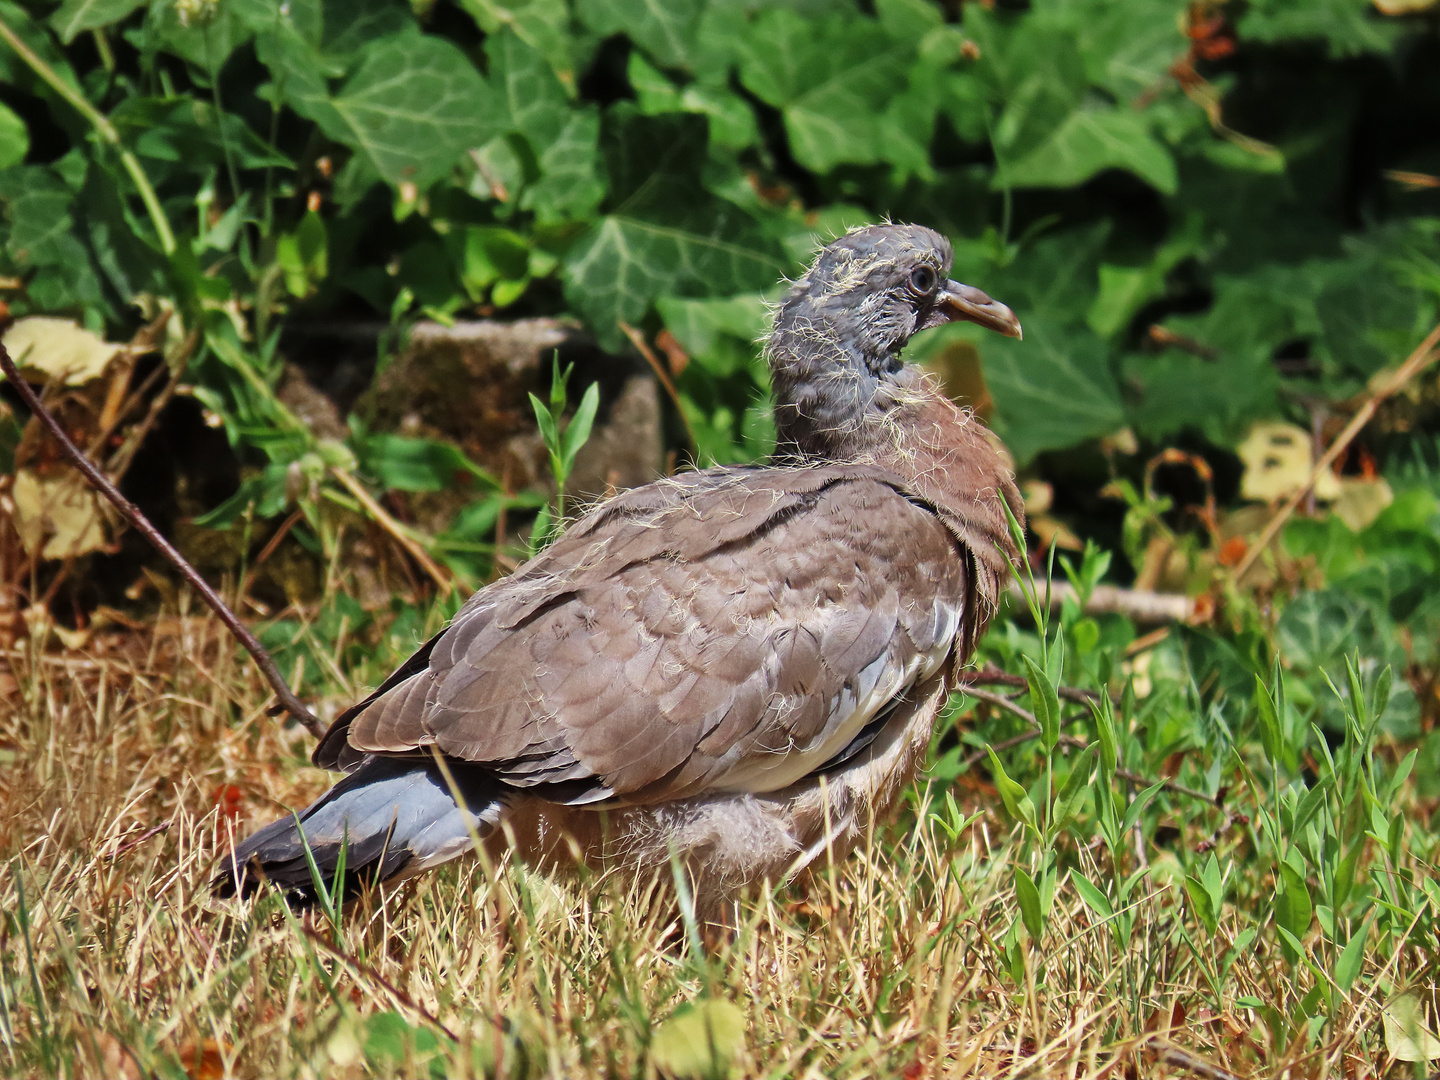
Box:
[215,758,502,904]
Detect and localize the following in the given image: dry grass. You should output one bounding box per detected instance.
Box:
[0,604,1425,1079]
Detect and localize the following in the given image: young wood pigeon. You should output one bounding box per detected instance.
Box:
[217,223,1025,920]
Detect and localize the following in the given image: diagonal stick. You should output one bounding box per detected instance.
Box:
[1232,319,1440,582]
[0,337,323,737]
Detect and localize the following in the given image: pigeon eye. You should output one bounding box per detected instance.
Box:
[909,266,936,294]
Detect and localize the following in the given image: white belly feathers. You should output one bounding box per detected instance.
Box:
[709,597,961,794]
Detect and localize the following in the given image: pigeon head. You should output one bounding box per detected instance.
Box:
[767,223,1022,458]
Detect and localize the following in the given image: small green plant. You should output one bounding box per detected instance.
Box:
[528,353,600,555]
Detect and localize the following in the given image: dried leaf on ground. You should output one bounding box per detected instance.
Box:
[1332,476,1394,531]
[651,998,746,1079]
[2,316,121,386]
[178,1037,230,1080]
[1383,994,1440,1062]
[12,466,108,560]
[1237,422,1341,503]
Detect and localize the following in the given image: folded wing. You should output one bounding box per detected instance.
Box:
[314,464,974,805]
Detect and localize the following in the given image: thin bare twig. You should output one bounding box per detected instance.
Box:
[328,467,453,594]
[960,666,1103,705]
[107,820,172,861]
[106,328,200,481]
[0,338,323,737]
[239,508,304,603]
[297,924,461,1042]
[1125,626,1171,657]
[618,321,698,453]
[86,312,171,457]
[1155,1044,1245,1080]
[1233,319,1440,581]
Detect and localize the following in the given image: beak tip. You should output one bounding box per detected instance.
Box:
[939,281,1024,341]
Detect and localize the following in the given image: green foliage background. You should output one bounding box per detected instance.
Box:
[4,2,1440,1069]
[2,0,1437,488]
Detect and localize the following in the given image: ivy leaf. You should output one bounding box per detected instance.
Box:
[629,53,759,151]
[521,110,605,223]
[318,31,498,188]
[48,0,145,43]
[562,110,784,350]
[882,73,941,181]
[968,8,1086,158]
[0,104,26,172]
[254,28,342,134]
[0,0,80,94]
[1086,215,1207,339]
[1241,0,1401,58]
[1314,248,1429,382]
[458,0,573,86]
[737,9,911,173]
[966,4,1084,102]
[110,98,292,179]
[0,165,92,271]
[1069,0,1183,101]
[656,294,771,358]
[875,0,942,40]
[481,30,603,220]
[981,316,1124,465]
[977,221,1110,327]
[575,0,702,69]
[997,106,1178,195]
[145,0,256,72]
[1276,589,1384,672]
[77,161,167,301]
[487,29,569,148]
[1122,348,1281,446]
[316,0,413,62]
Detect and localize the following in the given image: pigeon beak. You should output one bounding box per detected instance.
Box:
[922,280,1024,340]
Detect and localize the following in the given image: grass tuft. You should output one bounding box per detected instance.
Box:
[0,597,1434,1078]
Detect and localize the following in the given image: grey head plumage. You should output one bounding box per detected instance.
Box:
[766,223,1022,460]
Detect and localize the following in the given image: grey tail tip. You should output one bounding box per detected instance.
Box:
[212,758,502,907]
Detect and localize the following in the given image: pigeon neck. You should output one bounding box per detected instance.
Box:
[766,331,920,463]
[767,331,1024,583]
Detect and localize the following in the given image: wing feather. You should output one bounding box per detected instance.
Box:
[315,464,972,802]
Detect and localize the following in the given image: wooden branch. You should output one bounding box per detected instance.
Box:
[1233,318,1440,581]
[0,337,323,737]
[1009,580,1194,624]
